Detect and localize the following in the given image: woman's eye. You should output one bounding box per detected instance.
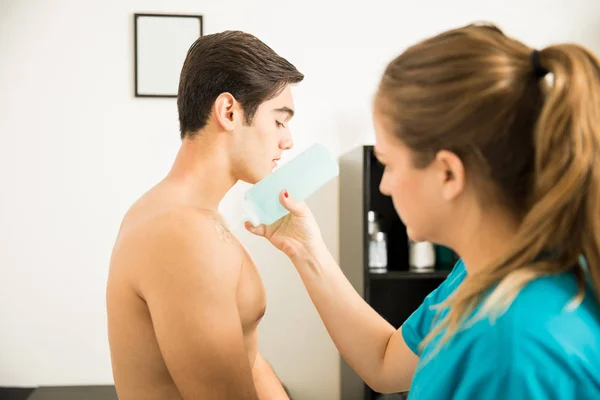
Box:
[276,121,285,128]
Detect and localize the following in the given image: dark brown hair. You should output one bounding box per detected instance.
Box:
[177,30,304,139]
[375,22,600,351]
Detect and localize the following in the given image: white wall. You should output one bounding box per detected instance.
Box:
[1,0,599,398]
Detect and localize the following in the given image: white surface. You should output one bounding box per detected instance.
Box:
[135,15,201,96]
[1,0,600,399]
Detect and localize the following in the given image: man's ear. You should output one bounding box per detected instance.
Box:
[213,92,238,131]
[434,150,465,201]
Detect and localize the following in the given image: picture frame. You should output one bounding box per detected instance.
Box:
[134,13,203,98]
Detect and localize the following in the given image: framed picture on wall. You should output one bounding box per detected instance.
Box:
[134,13,203,98]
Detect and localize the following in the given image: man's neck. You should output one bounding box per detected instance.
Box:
[165,133,237,212]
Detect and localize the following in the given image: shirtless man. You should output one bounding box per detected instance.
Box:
[106,31,303,399]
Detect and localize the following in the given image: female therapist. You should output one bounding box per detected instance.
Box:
[246,23,600,399]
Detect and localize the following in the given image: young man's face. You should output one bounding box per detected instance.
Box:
[232,85,295,184]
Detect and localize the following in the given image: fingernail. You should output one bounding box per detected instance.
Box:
[284,190,289,198]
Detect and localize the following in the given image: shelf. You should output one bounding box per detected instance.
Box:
[369,270,450,280]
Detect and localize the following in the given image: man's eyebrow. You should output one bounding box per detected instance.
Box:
[273,107,295,118]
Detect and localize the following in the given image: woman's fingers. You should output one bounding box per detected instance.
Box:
[279,190,307,216]
[245,221,266,236]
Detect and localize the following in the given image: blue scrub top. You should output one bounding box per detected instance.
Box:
[402,259,600,399]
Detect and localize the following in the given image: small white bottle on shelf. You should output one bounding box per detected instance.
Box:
[368,211,388,273]
[369,231,388,273]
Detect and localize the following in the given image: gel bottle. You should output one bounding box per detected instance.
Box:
[243,143,339,226]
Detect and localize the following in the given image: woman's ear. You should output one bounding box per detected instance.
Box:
[435,150,465,201]
[213,92,237,131]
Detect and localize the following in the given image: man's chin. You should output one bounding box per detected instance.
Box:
[240,170,272,185]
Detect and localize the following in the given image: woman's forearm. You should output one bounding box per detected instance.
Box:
[291,242,398,389]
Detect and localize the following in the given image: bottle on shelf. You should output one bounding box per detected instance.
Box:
[368,211,388,274]
[408,235,436,273]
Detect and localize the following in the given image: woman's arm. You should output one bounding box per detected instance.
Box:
[293,242,419,393]
[246,192,419,393]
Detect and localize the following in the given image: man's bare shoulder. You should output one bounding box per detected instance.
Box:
[147,207,235,242]
[116,207,244,292]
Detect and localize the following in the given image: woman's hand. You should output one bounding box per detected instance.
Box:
[245,190,325,261]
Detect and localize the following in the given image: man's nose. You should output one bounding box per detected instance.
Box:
[280,133,293,150]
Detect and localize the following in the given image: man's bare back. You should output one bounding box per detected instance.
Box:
[106,182,284,399]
